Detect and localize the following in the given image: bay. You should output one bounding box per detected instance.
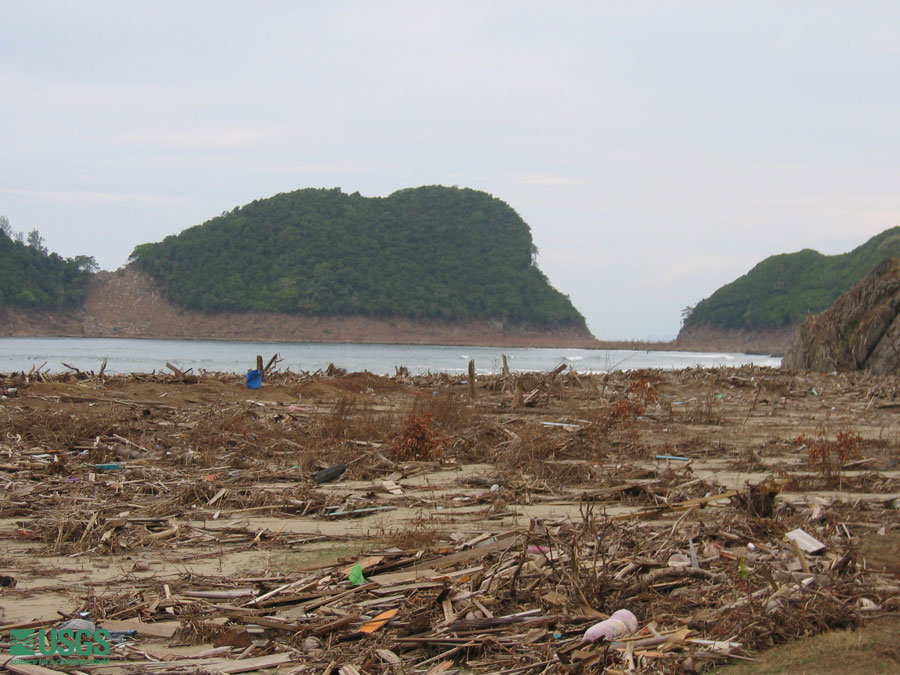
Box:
[0,337,781,375]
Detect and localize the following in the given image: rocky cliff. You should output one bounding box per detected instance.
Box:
[783,258,900,374]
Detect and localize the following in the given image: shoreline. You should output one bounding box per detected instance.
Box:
[0,331,784,357]
[0,269,791,356]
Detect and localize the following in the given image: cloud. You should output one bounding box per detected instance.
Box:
[633,255,753,294]
[500,174,583,187]
[0,187,186,206]
[100,127,283,149]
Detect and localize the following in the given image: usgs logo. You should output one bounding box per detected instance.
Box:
[10,628,111,663]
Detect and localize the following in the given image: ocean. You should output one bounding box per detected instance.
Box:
[0,337,782,375]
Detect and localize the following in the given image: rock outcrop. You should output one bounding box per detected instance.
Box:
[674,325,792,356]
[783,258,900,373]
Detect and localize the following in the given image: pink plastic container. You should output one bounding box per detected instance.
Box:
[583,608,638,642]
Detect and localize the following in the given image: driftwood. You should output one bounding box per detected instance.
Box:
[166,361,198,383]
[61,361,89,379]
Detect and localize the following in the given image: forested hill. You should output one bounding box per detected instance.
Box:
[129,186,588,328]
[682,226,900,331]
[0,219,97,309]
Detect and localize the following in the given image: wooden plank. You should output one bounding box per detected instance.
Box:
[368,568,438,586]
[101,619,179,638]
[340,556,384,576]
[369,581,443,595]
[376,649,402,666]
[357,594,406,607]
[0,654,65,675]
[302,582,377,611]
[232,615,302,632]
[207,652,295,673]
[183,589,258,600]
[248,575,318,606]
[0,619,58,632]
[785,528,826,553]
[429,531,520,570]
[359,608,399,634]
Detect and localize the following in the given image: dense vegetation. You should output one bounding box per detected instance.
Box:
[684,226,900,330]
[130,186,586,326]
[0,216,97,309]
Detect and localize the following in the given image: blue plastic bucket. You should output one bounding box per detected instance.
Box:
[246,369,262,389]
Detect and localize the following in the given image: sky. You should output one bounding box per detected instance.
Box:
[3,1,900,340]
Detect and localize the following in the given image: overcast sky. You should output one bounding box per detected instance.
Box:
[3,1,900,340]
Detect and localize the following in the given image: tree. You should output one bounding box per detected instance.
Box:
[0,215,10,239]
[26,229,47,254]
[69,254,99,273]
[128,186,588,327]
[0,232,95,309]
[684,227,900,330]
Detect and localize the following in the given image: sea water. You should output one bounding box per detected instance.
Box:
[0,337,781,375]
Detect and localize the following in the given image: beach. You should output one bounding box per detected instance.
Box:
[0,365,898,672]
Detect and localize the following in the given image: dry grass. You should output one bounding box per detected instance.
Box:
[388,407,443,461]
[719,617,900,674]
[799,424,862,485]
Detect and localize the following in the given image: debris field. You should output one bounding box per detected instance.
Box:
[0,362,898,673]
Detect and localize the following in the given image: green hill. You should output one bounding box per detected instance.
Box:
[129,186,587,327]
[0,221,97,309]
[683,226,900,331]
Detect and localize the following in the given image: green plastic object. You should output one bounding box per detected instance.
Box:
[349,563,366,586]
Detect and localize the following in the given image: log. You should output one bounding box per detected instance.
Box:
[513,378,524,408]
[263,353,281,375]
[546,363,567,379]
[62,362,89,380]
[166,362,185,378]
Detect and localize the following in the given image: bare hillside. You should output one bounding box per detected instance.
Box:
[2,268,599,347]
